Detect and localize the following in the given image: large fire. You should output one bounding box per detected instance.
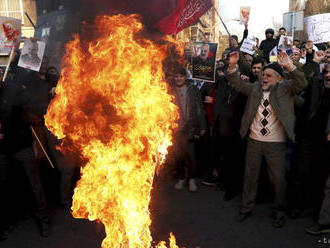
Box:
[45,14,180,248]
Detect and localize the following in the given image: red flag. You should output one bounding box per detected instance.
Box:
[155,0,214,34]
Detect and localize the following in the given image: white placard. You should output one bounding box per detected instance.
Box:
[240,35,257,55]
[304,13,330,44]
[18,39,46,72]
[0,16,21,55]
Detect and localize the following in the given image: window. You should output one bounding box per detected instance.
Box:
[0,0,24,23]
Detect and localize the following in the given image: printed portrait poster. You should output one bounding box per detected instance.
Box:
[240,7,250,25]
[240,35,257,55]
[278,35,293,51]
[18,39,46,72]
[304,13,330,44]
[0,16,21,54]
[192,42,218,82]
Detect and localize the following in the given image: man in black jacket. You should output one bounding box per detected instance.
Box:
[0,69,49,238]
[289,63,330,219]
[213,74,246,200]
[259,28,278,63]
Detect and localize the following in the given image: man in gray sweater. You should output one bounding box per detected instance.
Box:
[226,51,307,228]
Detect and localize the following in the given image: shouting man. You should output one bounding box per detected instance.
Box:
[226,51,307,228]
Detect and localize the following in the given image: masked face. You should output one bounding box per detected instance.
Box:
[46,68,60,83]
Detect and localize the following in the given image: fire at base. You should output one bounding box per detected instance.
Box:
[45,14,179,248]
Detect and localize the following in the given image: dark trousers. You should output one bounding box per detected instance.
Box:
[319,173,330,226]
[240,138,287,214]
[288,139,330,210]
[0,147,47,225]
[33,124,76,205]
[172,132,197,179]
[218,135,245,193]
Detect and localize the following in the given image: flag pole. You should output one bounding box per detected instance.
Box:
[213,6,231,37]
[25,12,36,29]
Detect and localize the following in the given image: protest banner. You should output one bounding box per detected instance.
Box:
[156,0,213,34]
[240,7,250,25]
[18,39,46,72]
[240,35,257,55]
[277,35,293,51]
[0,16,21,55]
[304,13,330,44]
[192,42,218,82]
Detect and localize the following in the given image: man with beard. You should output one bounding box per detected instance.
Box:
[192,43,216,81]
[226,51,307,228]
[249,58,265,83]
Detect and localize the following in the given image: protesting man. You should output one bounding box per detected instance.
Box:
[259,28,278,62]
[171,67,206,192]
[226,51,307,228]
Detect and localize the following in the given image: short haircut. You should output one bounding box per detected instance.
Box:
[174,67,187,77]
[251,57,265,68]
[279,27,286,31]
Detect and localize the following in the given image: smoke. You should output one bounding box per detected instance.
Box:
[68,0,178,30]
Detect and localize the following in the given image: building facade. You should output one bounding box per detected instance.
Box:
[176,1,228,59]
[0,0,37,38]
[289,0,330,41]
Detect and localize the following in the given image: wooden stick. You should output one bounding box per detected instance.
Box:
[30,126,55,169]
[2,47,15,82]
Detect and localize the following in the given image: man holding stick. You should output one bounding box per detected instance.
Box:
[0,55,49,238]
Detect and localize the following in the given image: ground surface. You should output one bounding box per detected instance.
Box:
[1,174,329,248]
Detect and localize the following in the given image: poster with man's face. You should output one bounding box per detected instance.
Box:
[240,7,250,25]
[192,42,218,82]
[0,16,21,54]
[18,39,46,72]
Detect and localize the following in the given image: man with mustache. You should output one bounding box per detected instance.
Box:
[226,51,307,228]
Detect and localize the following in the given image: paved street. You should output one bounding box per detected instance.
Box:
[1,174,329,248]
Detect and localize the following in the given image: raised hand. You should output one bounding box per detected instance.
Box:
[277,52,294,71]
[313,51,326,64]
[229,51,239,69]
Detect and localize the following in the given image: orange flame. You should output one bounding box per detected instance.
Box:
[45,14,180,248]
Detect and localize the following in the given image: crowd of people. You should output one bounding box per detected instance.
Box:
[0,50,77,241]
[168,26,329,233]
[0,25,329,243]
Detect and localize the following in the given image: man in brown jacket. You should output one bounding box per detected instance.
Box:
[226,51,307,228]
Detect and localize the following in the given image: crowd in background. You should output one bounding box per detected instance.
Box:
[168,26,329,232]
[0,25,329,242]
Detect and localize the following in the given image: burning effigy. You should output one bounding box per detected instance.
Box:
[45,14,181,248]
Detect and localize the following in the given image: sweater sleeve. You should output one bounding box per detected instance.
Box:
[226,69,254,96]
